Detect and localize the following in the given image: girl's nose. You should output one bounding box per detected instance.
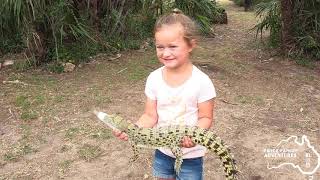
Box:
[163,48,171,57]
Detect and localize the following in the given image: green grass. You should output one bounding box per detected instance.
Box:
[15,95,41,120]
[13,58,35,71]
[34,94,45,105]
[3,124,38,162]
[234,95,264,105]
[126,55,159,81]
[21,110,38,120]
[294,57,315,69]
[296,74,316,82]
[58,160,73,174]
[6,72,58,88]
[3,143,36,162]
[127,66,150,81]
[19,144,34,155]
[7,74,65,123]
[89,129,113,140]
[54,95,65,103]
[65,127,80,140]
[86,85,112,105]
[148,56,159,65]
[20,124,32,140]
[77,144,103,162]
[59,145,71,153]
[15,95,31,109]
[65,125,113,141]
[3,152,18,162]
[7,73,23,81]
[94,96,112,105]
[25,74,58,86]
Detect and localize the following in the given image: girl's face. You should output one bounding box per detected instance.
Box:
[155,23,195,70]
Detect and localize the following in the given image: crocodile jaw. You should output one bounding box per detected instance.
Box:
[94,111,118,131]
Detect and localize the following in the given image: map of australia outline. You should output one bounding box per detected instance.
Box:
[266,135,320,175]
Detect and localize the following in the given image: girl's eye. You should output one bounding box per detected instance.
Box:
[156,46,164,49]
[169,46,177,49]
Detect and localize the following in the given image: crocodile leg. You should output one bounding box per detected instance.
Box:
[129,140,139,163]
[171,146,183,174]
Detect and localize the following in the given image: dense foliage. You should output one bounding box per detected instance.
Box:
[254,0,281,47]
[232,0,269,7]
[292,0,320,60]
[0,0,221,69]
[254,0,320,61]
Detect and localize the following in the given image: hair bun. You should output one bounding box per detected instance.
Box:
[172,8,182,14]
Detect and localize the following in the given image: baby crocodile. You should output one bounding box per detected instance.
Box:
[94,111,237,180]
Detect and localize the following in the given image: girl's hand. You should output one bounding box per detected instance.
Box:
[181,136,195,148]
[113,130,128,141]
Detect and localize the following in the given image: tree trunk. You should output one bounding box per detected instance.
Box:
[244,0,252,12]
[280,0,294,53]
[24,23,47,64]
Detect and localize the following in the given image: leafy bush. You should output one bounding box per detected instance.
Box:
[292,0,320,60]
[48,40,101,64]
[0,0,223,67]
[254,0,320,61]
[0,34,24,56]
[232,0,273,7]
[174,0,221,34]
[0,0,93,64]
[253,0,274,5]
[233,0,244,6]
[253,0,281,47]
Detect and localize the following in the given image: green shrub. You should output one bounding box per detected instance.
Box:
[253,0,320,61]
[46,63,64,73]
[174,0,221,34]
[0,0,224,66]
[233,0,244,6]
[0,34,24,56]
[253,0,281,47]
[232,0,273,7]
[292,0,320,60]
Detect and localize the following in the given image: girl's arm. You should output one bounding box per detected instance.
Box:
[113,97,158,141]
[136,97,158,128]
[196,99,214,129]
[182,99,214,148]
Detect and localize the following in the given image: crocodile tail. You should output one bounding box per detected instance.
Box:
[191,130,237,180]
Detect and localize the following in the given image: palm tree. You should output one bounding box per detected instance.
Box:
[280,0,294,53]
[0,0,91,63]
[0,0,223,64]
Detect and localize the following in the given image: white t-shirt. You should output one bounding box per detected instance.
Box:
[145,65,216,159]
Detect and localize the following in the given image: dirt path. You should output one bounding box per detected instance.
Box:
[1,0,320,179]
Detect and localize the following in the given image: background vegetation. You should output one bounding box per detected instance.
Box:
[0,0,222,71]
[1,0,319,70]
[232,0,271,7]
[232,0,320,63]
[255,0,320,62]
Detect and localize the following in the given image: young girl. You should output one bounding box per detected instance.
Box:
[114,9,216,180]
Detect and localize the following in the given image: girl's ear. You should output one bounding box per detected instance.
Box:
[188,39,197,52]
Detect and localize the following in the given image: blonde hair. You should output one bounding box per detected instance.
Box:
[154,8,198,46]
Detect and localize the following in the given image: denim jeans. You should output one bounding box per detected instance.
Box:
[153,149,203,180]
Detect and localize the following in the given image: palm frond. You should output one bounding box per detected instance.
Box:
[253,0,281,46]
[174,0,219,34]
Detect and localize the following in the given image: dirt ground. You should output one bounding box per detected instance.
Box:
[1,0,320,180]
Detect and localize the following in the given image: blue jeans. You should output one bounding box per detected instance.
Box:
[153,150,203,180]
